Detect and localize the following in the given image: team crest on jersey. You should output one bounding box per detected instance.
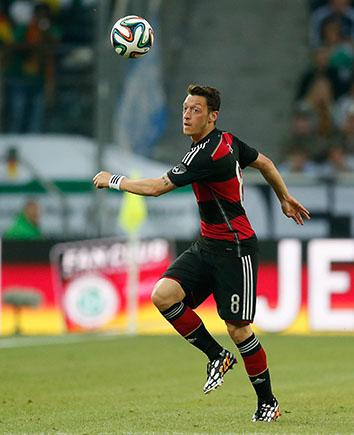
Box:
[172,163,187,174]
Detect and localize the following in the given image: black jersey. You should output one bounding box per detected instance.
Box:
[167,128,259,256]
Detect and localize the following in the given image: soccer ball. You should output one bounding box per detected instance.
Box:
[110,15,154,59]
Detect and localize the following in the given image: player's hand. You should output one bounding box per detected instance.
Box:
[281,196,310,225]
[93,171,112,189]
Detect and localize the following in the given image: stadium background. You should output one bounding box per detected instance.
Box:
[0,0,353,336]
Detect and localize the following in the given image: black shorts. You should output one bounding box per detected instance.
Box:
[162,241,258,322]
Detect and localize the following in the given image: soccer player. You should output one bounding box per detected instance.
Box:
[93,84,310,422]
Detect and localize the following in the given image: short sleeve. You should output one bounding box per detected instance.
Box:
[235,137,259,169]
[167,151,214,187]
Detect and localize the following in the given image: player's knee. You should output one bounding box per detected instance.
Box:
[225,321,253,344]
[225,321,237,337]
[151,286,166,310]
[151,278,184,311]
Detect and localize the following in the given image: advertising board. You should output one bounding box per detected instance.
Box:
[1,239,353,335]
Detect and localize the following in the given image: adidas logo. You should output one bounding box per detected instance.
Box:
[187,338,197,344]
[252,378,266,385]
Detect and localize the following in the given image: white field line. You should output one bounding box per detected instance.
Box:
[0,331,126,349]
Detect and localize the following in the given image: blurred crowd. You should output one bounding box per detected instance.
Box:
[0,0,96,135]
[1,0,354,176]
[279,0,354,177]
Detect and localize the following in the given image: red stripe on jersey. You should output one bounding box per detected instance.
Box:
[223,132,233,145]
[208,177,241,202]
[193,178,241,202]
[234,215,256,239]
[201,214,255,241]
[211,135,230,161]
[192,182,214,202]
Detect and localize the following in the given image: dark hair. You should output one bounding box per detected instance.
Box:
[187,84,221,112]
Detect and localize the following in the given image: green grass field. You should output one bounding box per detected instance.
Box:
[1,334,353,434]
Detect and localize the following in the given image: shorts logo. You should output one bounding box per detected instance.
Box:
[172,164,187,174]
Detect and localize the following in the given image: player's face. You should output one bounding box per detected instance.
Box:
[182,95,218,142]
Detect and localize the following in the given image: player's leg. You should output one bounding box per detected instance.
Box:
[152,276,236,393]
[211,251,279,421]
[152,244,238,393]
[151,264,223,360]
[225,321,280,422]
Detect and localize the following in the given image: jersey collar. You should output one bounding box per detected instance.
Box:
[191,128,220,147]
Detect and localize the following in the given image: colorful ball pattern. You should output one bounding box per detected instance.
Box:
[110,15,154,59]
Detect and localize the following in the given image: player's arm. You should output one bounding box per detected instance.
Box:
[249,153,311,225]
[92,171,176,196]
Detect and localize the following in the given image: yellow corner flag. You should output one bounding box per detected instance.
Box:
[119,171,147,234]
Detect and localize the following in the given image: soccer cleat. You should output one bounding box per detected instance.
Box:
[252,397,281,422]
[203,349,237,394]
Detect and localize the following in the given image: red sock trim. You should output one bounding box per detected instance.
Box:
[242,346,268,377]
[170,306,202,337]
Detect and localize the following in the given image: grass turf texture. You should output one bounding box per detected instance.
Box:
[0,335,353,434]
